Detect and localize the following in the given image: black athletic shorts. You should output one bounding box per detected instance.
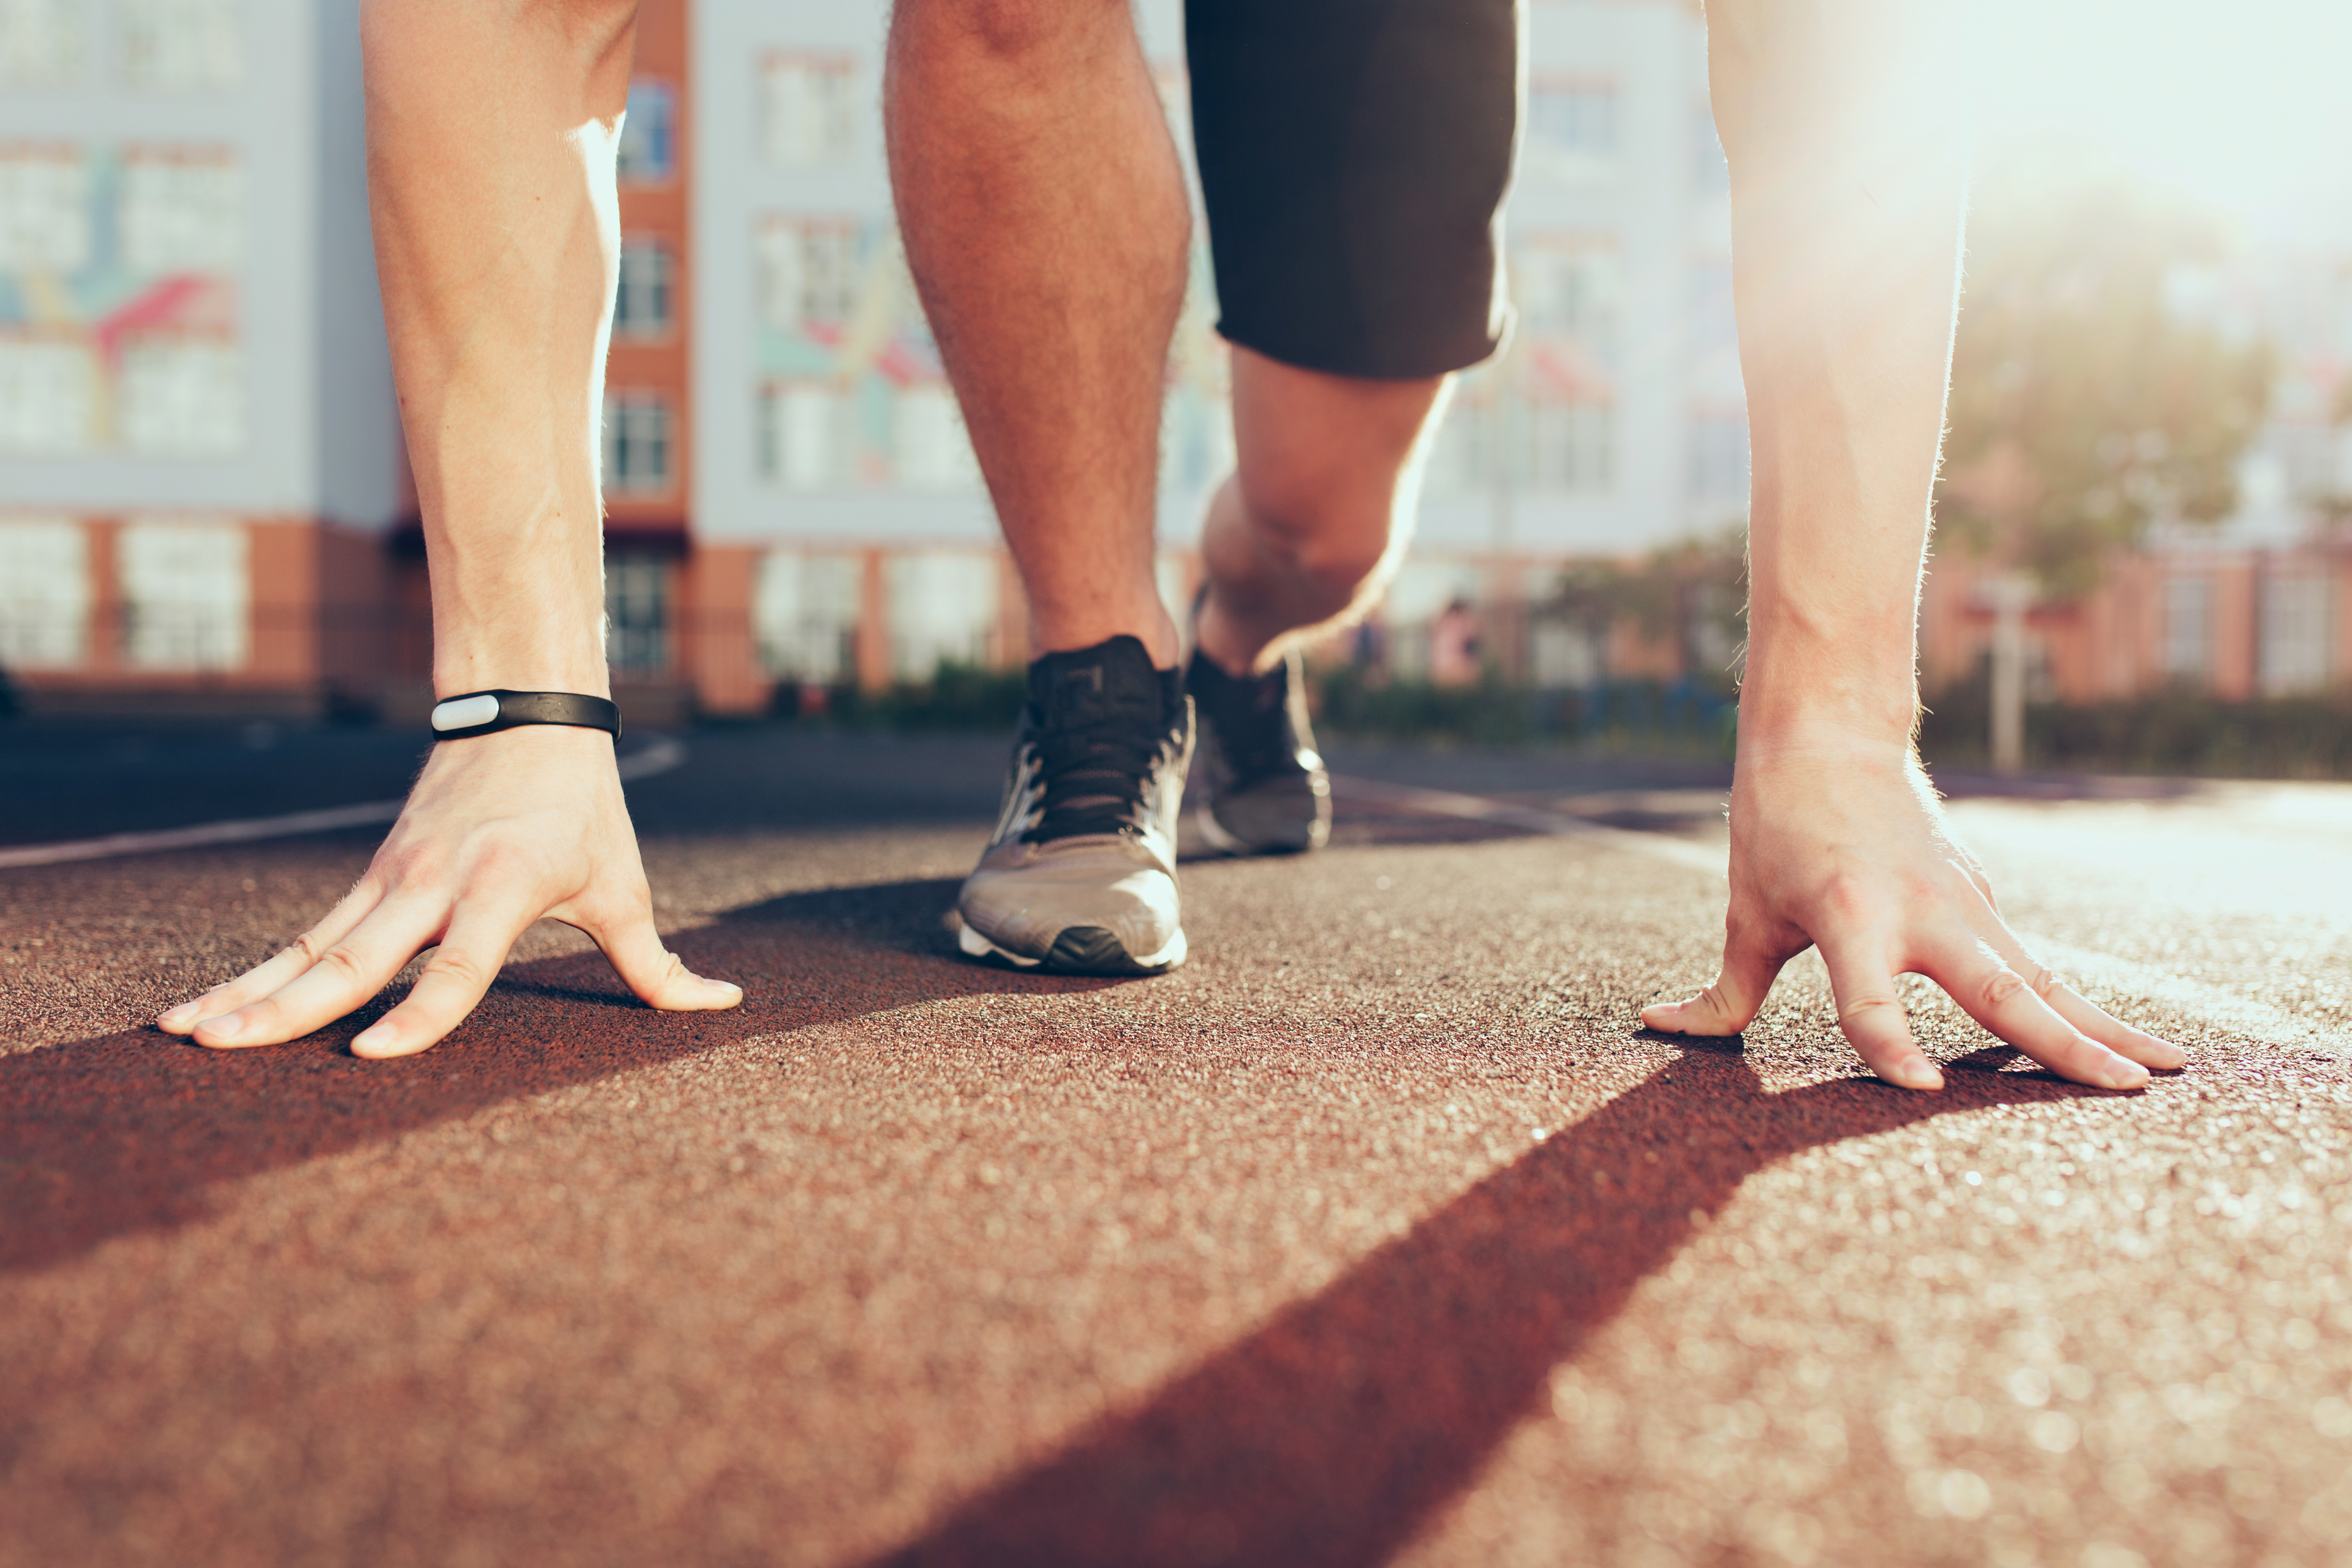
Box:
[1185,0,1521,381]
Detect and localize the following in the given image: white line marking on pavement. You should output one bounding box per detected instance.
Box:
[1331,773,2346,1058]
[1330,775,1729,875]
[0,736,687,871]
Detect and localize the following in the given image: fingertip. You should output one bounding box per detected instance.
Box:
[1639,1001,1685,1033]
[156,1003,199,1034]
[1881,1054,1944,1092]
[2100,1055,2151,1092]
[191,1012,248,1048]
[659,975,742,1012]
[350,1023,429,1059]
[2130,1030,2188,1069]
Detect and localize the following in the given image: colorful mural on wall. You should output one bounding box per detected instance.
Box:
[0,142,244,455]
[749,215,1234,496]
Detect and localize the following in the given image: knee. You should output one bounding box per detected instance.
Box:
[364,0,640,70]
[1238,483,1395,601]
[897,0,1120,61]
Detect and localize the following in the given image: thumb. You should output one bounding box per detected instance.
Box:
[587,902,744,1012]
[1641,922,1788,1037]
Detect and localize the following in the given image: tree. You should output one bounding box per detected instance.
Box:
[1547,530,1746,686]
[1935,145,2272,769]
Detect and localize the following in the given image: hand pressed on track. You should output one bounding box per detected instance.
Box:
[155,725,740,1058]
[1641,737,2185,1092]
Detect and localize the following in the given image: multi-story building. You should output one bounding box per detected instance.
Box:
[690,0,1745,706]
[0,0,401,716]
[0,0,1740,717]
[16,0,2330,722]
[1919,251,2352,705]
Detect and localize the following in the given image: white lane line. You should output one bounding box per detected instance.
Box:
[1332,772,2346,1057]
[0,735,687,871]
[1331,775,1729,876]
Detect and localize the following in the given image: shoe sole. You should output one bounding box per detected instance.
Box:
[1195,802,1325,857]
[957,919,1187,976]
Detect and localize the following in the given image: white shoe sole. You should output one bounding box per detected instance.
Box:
[957,918,1187,974]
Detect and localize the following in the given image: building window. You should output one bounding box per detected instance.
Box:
[0,516,90,667]
[891,383,981,492]
[119,147,241,273]
[119,337,244,453]
[616,81,675,183]
[760,53,858,166]
[119,0,240,89]
[1531,618,1604,690]
[0,338,98,451]
[0,147,92,273]
[2259,571,2332,695]
[602,393,672,493]
[757,381,847,490]
[756,218,861,331]
[883,551,998,680]
[1514,240,1620,353]
[1527,399,1614,494]
[604,552,669,675]
[118,517,246,670]
[1526,81,1618,177]
[754,550,860,682]
[613,239,673,337]
[0,0,82,86]
[1688,411,1749,504]
[2161,574,2212,681]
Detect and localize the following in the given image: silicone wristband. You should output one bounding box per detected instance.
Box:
[429,690,623,741]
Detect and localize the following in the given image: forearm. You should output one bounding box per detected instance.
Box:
[362,0,636,698]
[1710,0,1970,752]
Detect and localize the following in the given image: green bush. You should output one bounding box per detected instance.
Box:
[1920,675,2352,778]
[772,661,1027,732]
[1312,667,1738,756]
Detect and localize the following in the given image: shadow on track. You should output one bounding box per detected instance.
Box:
[867,1038,2113,1568]
[0,875,1111,1275]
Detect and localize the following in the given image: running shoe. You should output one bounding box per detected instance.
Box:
[1185,643,1331,855]
[956,635,1193,974]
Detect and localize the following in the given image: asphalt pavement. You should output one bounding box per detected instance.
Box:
[3,721,2348,1567]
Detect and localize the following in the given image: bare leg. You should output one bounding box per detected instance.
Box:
[156,0,739,1057]
[884,0,1191,667]
[1640,0,2179,1090]
[1194,347,1450,677]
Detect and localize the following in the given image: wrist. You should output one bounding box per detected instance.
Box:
[420,502,609,701]
[1737,646,1918,761]
[429,597,609,700]
[1740,529,1922,753]
[432,650,611,702]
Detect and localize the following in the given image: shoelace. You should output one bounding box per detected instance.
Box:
[1024,719,1172,841]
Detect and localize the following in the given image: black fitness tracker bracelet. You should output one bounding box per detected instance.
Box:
[428,690,623,741]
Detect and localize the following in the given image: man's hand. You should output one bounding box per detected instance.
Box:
[156,726,741,1058]
[1641,736,2185,1092]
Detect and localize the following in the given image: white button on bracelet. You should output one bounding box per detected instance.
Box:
[428,690,624,741]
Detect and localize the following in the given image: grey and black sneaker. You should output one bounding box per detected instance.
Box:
[1186,645,1331,855]
[956,635,1193,975]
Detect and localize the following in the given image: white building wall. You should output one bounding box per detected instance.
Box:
[309,0,401,529]
[0,0,397,526]
[1420,0,1724,558]
[693,0,1735,565]
[692,0,1201,551]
